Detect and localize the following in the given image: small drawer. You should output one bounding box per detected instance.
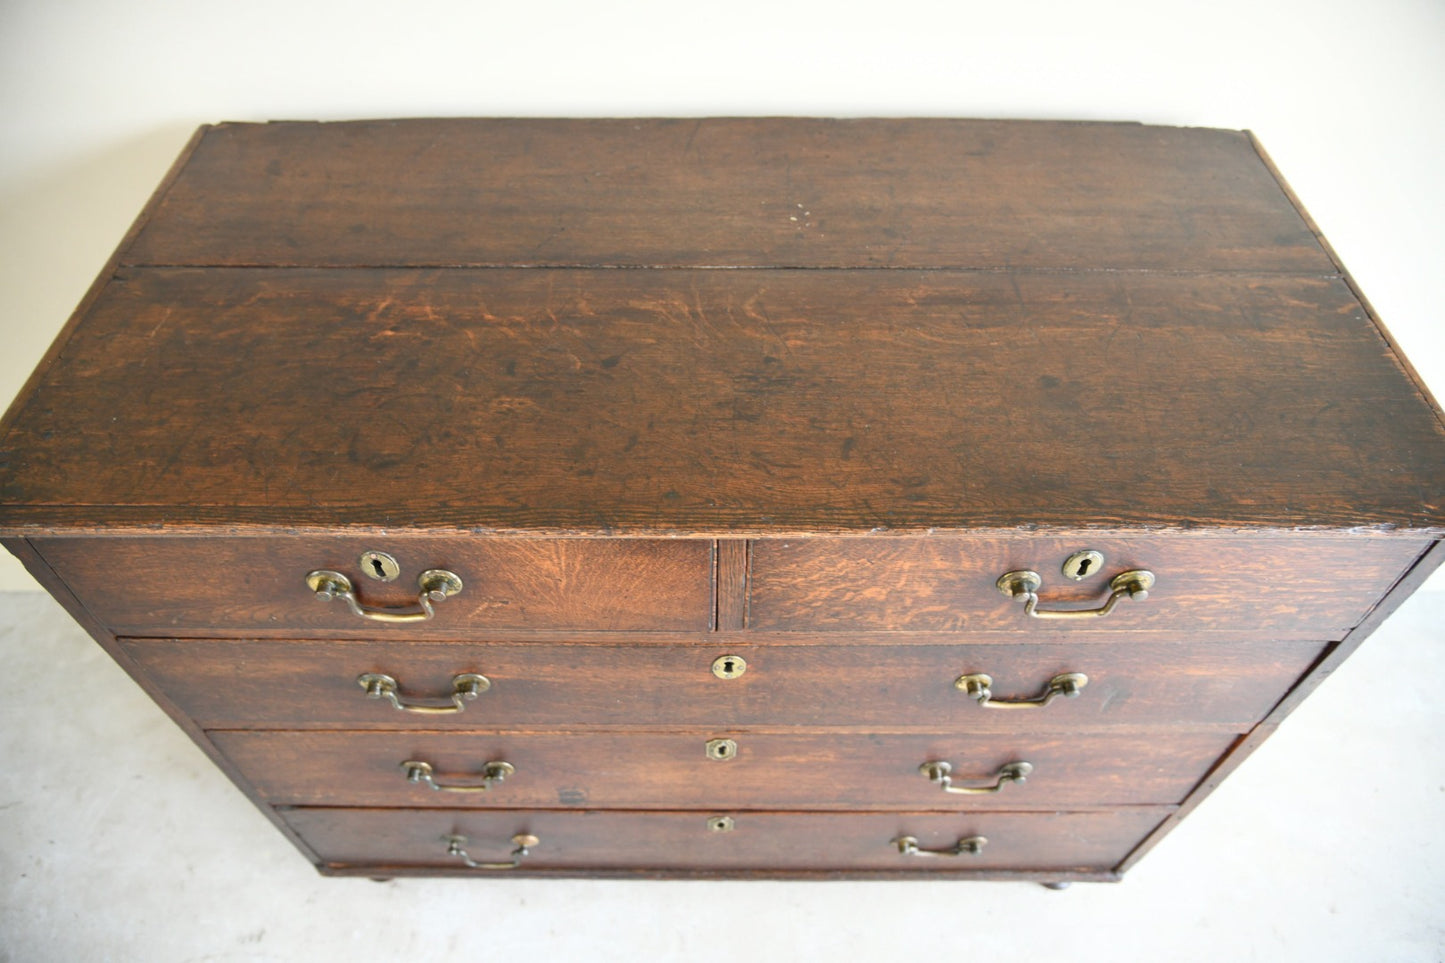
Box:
[122,638,1324,730]
[36,535,713,636]
[747,534,1426,640]
[280,807,1171,875]
[213,728,1238,811]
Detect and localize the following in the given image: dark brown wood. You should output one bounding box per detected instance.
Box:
[211,728,1238,811]
[120,637,1324,731]
[320,864,1123,882]
[122,119,1333,273]
[747,535,1425,638]
[279,806,1170,874]
[34,536,712,636]
[4,267,1443,536]
[3,119,1442,881]
[715,539,749,631]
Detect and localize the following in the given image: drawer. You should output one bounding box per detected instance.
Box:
[280,807,1171,874]
[36,536,713,636]
[747,535,1426,639]
[213,729,1237,810]
[123,638,1324,730]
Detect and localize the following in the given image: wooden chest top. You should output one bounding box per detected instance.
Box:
[1,118,1442,537]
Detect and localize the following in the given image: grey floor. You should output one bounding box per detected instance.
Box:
[1,589,1441,963]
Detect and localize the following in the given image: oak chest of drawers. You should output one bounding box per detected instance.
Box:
[2,118,1442,882]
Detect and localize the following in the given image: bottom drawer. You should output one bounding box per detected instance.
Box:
[280,807,1171,876]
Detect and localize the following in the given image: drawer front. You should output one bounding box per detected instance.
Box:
[213,729,1237,810]
[748,535,1425,639]
[280,807,1170,873]
[37,536,713,636]
[123,638,1324,730]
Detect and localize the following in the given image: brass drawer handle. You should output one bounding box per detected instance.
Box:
[306,568,463,623]
[955,671,1088,709]
[996,568,1154,619]
[403,760,514,793]
[444,833,538,870]
[920,760,1033,794]
[894,835,988,858]
[357,672,490,714]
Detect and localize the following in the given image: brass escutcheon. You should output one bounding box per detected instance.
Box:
[1061,550,1104,581]
[705,738,739,761]
[359,550,401,582]
[711,654,748,679]
[706,815,736,833]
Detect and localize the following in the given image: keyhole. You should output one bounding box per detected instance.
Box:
[359,551,400,582]
[705,738,737,760]
[1063,550,1104,581]
[711,654,747,679]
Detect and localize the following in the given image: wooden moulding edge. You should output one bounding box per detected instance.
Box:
[2,514,1443,540]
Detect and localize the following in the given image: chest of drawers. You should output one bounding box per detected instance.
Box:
[2,118,1442,882]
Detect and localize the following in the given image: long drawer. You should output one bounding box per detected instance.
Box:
[213,728,1237,810]
[123,638,1325,730]
[280,807,1172,874]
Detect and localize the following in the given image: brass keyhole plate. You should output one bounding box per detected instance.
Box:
[706,815,736,833]
[711,654,748,679]
[705,738,739,761]
[360,551,401,582]
[1062,550,1104,581]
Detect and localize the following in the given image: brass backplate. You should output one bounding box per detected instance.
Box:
[995,570,1042,598]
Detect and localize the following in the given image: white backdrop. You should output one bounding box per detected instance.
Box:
[1,0,1442,590]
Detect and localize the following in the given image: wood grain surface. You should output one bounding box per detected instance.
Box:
[747,534,1425,637]
[3,267,1442,534]
[121,118,1331,272]
[212,728,1237,811]
[35,532,1422,639]
[3,119,1441,883]
[120,637,1325,730]
[35,535,712,636]
[279,806,1169,873]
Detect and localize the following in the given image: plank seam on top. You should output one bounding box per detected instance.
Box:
[112,263,1346,277]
